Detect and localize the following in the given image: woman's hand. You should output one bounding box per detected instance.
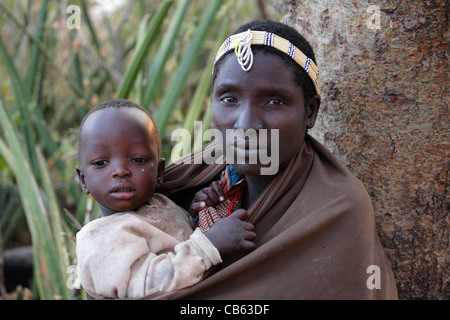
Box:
[204,209,256,255]
[189,180,224,217]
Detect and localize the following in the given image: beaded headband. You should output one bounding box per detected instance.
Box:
[214,30,320,94]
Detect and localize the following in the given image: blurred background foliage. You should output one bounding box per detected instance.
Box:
[0,0,280,299]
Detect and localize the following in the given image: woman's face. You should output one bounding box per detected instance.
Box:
[212,50,319,176]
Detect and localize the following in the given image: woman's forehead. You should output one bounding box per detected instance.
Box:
[214,51,299,92]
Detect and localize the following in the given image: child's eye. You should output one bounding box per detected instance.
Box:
[92,160,107,167]
[131,157,147,164]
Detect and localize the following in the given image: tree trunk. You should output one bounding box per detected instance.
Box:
[273,0,449,299]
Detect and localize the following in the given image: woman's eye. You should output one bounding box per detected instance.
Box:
[268,98,285,106]
[132,157,147,164]
[220,96,237,104]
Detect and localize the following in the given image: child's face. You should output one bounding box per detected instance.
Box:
[77,108,164,216]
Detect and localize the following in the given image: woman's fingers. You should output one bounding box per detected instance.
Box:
[190,201,206,213]
[201,185,223,207]
[210,181,225,202]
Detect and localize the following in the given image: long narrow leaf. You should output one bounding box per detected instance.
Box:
[0,1,91,106]
[36,147,72,299]
[129,13,151,103]
[154,0,221,135]
[24,0,48,98]
[80,0,101,52]
[141,0,191,108]
[181,17,230,154]
[0,35,39,177]
[0,99,68,299]
[116,0,173,99]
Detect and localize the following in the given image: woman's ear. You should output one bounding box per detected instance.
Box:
[306,95,321,129]
[156,158,166,188]
[76,165,90,194]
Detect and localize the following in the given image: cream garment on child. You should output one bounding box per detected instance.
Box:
[76,193,221,299]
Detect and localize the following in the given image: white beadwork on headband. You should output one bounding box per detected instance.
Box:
[234,30,253,72]
[214,30,320,94]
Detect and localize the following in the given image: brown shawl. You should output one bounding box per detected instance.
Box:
[151,135,398,299]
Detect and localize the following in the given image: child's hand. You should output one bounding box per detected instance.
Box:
[189,181,225,217]
[204,209,256,255]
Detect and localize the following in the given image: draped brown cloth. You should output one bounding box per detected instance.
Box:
[150,135,398,299]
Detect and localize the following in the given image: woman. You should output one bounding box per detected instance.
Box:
[155,20,398,299]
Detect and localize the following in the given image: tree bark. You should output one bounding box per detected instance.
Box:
[273,0,449,299]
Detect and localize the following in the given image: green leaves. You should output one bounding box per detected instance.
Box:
[0,98,71,300]
[0,0,227,300]
[154,0,222,135]
[116,1,173,100]
[141,0,191,109]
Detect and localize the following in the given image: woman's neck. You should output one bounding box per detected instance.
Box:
[241,174,276,210]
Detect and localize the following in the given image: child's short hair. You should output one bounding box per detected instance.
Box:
[212,20,318,106]
[78,99,161,159]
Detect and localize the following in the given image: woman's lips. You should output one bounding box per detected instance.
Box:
[230,139,268,151]
[228,143,269,162]
[233,138,268,148]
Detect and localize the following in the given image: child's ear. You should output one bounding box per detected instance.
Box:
[76,165,90,194]
[156,158,165,188]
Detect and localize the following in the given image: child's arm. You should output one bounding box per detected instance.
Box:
[132,227,223,296]
[189,180,224,218]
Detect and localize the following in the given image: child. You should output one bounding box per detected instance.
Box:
[75,99,255,299]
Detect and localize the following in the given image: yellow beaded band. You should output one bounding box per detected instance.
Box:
[214,30,320,94]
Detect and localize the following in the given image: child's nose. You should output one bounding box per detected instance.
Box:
[112,160,131,178]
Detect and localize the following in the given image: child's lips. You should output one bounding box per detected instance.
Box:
[109,186,137,200]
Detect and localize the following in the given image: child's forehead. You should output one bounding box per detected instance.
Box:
[80,107,157,146]
[85,107,152,129]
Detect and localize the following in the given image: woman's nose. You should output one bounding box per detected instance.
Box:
[234,103,263,131]
[112,160,131,178]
